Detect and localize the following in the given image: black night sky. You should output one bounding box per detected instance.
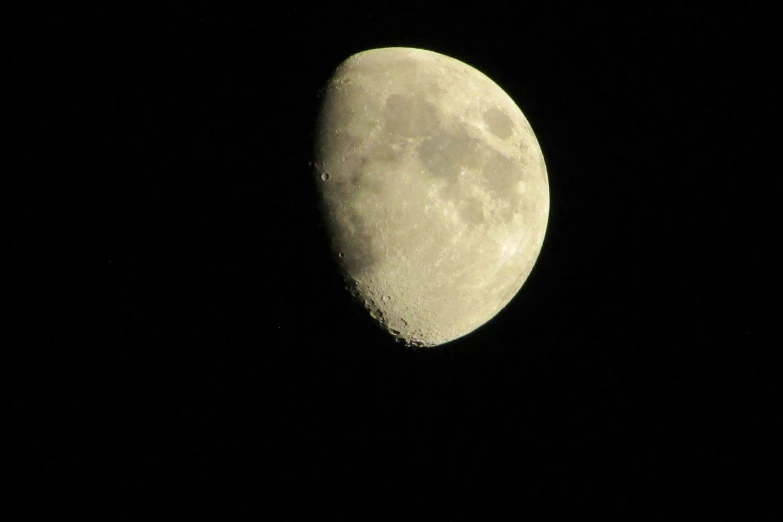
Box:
[5,4,775,519]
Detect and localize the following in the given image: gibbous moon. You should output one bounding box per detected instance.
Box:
[313,47,549,347]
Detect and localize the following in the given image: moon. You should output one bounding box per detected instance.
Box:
[313,47,549,348]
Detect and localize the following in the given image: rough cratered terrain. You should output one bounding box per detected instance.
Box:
[314,47,549,347]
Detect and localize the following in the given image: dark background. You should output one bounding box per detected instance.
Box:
[4,4,776,519]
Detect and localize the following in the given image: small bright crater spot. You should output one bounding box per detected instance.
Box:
[321,172,330,181]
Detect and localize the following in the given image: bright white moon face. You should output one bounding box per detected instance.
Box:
[314,47,549,347]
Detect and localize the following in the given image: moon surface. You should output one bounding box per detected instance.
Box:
[313,47,549,347]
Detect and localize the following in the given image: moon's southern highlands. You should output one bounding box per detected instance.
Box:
[313,47,549,348]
